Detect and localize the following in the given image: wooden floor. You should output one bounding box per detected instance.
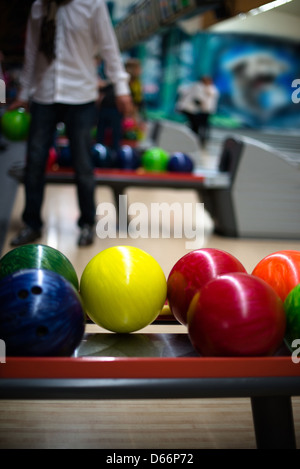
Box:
[1,148,300,449]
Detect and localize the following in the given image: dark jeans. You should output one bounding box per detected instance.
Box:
[96,106,123,153]
[23,101,96,230]
[182,111,211,147]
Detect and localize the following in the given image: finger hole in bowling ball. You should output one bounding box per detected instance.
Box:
[31,286,42,295]
[18,289,29,299]
[36,325,49,337]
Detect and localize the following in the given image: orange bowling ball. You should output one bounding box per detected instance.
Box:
[252,250,300,301]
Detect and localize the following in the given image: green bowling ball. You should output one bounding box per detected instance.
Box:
[56,122,66,137]
[1,107,31,141]
[0,244,79,291]
[284,283,300,352]
[90,126,97,140]
[141,147,169,172]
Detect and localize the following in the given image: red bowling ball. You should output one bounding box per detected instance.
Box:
[187,272,286,357]
[167,248,247,325]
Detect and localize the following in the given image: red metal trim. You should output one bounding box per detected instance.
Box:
[1,356,297,380]
[48,167,205,182]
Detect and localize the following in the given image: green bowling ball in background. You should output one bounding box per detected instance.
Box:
[141,147,169,172]
[90,126,97,140]
[1,107,31,141]
[0,244,79,291]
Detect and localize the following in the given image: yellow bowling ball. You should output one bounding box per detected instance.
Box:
[160,302,173,316]
[80,246,167,333]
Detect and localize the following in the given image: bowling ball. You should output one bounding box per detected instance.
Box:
[57,144,72,167]
[0,244,79,290]
[252,250,300,301]
[141,147,169,172]
[284,284,300,352]
[168,152,194,173]
[80,246,167,333]
[92,143,116,168]
[167,248,247,326]
[1,108,31,141]
[122,117,136,133]
[56,122,66,137]
[47,147,58,171]
[90,126,97,140]
[0,268,85,356]
[188,272,286,357]
[124,130,138,141]
[117,145,140,170]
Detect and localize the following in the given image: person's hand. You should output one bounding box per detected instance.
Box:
[96,92,104,108]
[8,99,29,112]
[115,94,134,116]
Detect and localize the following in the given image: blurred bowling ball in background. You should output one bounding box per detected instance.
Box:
[0,269,85,356]
[117,145,140,170]
[122,117,136,132]
[0,244,79,290]
[56,122,66,137]
[46,146,58,171]
[1,108,31,141]
[122,117,137,140]
[90,125,97,140]
[92,143,116,168]
[168,152,194,173]
[141,147,169,172]
[57,144,72,167]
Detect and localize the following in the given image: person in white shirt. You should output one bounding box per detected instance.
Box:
[9,0,133,247]
[176,76,219,148]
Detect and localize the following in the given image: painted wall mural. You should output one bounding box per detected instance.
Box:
[138,29,300,130]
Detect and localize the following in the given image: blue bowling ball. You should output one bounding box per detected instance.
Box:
[117,145,140,170]
[57,144,73,167]
[0,269,85,356]
[92,143,116,168]
[168,152,194,173]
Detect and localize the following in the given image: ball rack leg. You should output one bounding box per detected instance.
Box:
[251,396,297,449]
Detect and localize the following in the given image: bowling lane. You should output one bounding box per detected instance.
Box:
[3,182,300,277]
[1,144,300,450]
